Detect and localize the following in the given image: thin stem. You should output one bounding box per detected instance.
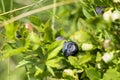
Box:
[90,4,97,16]
[1,0,5,12]
[51,0,56,31]
[25,66,31,80]
[104,30,111,39]
[0,0,79,27]
[8,58,10,80]
[10,0,13,10]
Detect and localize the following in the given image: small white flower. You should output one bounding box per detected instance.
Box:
[64,69,73,74]
[102,52,114,63]
[103,10,112,22]
[112,10,120,22]
[113,0,120,3]
[97,63,101,69]
[63,69,74,76]
[81,43,94,51]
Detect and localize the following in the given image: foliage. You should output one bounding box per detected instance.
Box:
[0,0,120,80]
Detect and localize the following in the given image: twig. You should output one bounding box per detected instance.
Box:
[8,58,10,80]
[51,0,56,31]
[25,66,31,80]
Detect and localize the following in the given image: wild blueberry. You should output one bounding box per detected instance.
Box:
[96,6,105,14]
[56,36,64,41]
[62,41,79,56]
[16,34,22,38]
[16,31,22,38]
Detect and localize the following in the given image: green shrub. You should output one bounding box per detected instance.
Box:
[0,0,120,80]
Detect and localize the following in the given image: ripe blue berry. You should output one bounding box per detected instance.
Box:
[16,34,22,38]
[96,6,105,14]
[62,41,79,56]
[16,31,22,38]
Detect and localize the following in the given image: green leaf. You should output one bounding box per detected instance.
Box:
[1,43,12,50]
[68,53,92,68]
[96,52,102,62]
[48,40,64,52]
[29,16,41,26]
[1,47,26,60]
[5,22,17,40]
[78,53,91,65]
[44,20,54,42]
[34,64,45,77]
[16,60,30,68]
[27,32,40,50]
[102,68,120,80]
[82,7,92,19]
[27,32,40,43]
[68,56,80,68]
[70,29,93,43]
[46,57,64,68]
[47,66,55,76]
[62,69,78,80]
[47,40,64,60]
[86,68,101,80]
[34,47,46,62]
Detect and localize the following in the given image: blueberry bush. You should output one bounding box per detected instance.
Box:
[0,0,120,80]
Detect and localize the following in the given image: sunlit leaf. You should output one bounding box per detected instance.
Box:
[86,68,101,80]
[62,69,78,80]
[44,20,54,42]
[70,29,93,43]
[78,53,91,65]
[4,22,17,40]
[46,57,65,68]
[47,66,55,76]
[16,60,30,68]
[1,47,26,60]
[82,7,92,19]
[102,68,120,80]
[29,16,41,26]
[27,32,40,43]
[47,40,64,60]
[68,56,80,68]
[34,64,45,77]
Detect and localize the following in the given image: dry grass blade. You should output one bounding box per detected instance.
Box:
[0,0,44,16]
[0,0,79,27]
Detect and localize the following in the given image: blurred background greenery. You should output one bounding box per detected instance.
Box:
[0,0,76,80]
[0,0,47,80]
